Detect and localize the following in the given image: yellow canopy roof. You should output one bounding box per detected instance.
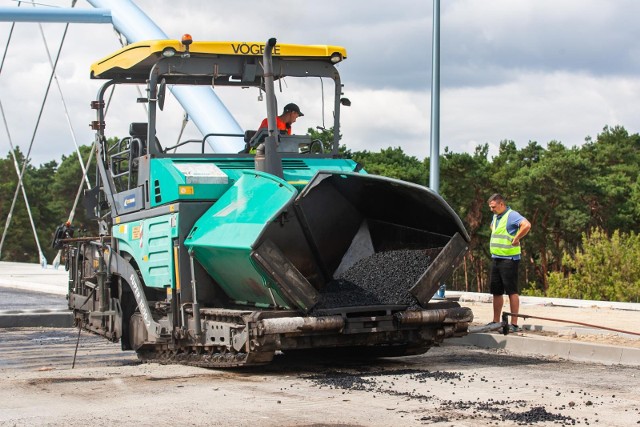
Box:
[91,39,347,79]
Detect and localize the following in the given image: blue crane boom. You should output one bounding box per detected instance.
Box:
[0,0,244,153]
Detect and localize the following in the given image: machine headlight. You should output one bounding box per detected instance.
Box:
[162,47,176,57]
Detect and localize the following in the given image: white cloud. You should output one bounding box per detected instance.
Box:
[342,71,640,161]
[441,72,640,158]
[340,88,429,155]
[0,0,639,168]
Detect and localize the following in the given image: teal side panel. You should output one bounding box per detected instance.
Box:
[185,171,297,307]
[148,158,236,207]
[112,213,178,289]
[148,157,362,206]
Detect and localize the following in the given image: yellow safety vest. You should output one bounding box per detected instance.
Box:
[490,209,520,257]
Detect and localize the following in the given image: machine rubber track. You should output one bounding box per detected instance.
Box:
[134,309,275,368]
[135,347,264,368]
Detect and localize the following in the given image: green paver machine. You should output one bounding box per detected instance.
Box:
[61,36,473,367]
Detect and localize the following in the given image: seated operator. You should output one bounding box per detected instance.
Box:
[258,103,304,135]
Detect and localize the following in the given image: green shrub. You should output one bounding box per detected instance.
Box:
[546,228,640,302]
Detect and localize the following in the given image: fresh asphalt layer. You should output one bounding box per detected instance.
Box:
[1,261,638,366]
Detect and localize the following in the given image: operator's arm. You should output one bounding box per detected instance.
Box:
[511,219,531,246]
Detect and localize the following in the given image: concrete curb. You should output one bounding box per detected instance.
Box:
[0,309,73,328]
[447,332,640,367]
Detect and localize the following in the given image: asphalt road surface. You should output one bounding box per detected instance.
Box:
[1,328,638,426]
[0,287,66,311]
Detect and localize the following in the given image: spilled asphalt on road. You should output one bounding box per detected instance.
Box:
[1,327,639,426]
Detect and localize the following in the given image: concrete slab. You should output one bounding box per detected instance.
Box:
[0,261,67,295]
[619,347,640,365]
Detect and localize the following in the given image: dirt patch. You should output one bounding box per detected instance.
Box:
[27,377,104,386]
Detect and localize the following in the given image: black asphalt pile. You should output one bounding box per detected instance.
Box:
[307,368,460,402]
[362,368,462,383]
[313,249,433,311]
[504,406,577,425]
[399,369,461,382]
[306,371,376,392]
[441,399,577,425]
[443,398,528,412]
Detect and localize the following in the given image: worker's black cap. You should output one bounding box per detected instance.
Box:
[283,103,304,116]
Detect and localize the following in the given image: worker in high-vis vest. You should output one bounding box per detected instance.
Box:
[487,193,531,333]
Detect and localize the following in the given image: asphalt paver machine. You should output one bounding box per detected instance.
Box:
[61,36,473,367]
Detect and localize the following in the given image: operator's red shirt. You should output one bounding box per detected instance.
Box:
[258,117,292,135]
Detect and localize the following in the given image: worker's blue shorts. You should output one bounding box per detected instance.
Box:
[490,258,519,296]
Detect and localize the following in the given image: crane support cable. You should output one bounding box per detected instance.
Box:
[0,6,20,260]
[104,83,115,116]
[35,0,89,188]
[503,311,640,337]
[116,31,148,115]
[173,112,189,153]
[1,7,73,266]
[0,99,42,262]
[0,3,41,262]
[52,140,95,269]
[0,2,19,76]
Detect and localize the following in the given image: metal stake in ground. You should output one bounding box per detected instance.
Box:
[72,320,82,369]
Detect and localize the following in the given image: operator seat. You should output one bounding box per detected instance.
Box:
[241,128,287,153]
[129,122,163,156]
[240,129,268,153]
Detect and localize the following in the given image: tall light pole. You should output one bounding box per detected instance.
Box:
[429,0,441,193]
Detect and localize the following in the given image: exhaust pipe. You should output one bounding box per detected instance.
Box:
[255,37,284,178]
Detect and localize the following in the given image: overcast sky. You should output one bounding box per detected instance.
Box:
[1,0,640,166]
